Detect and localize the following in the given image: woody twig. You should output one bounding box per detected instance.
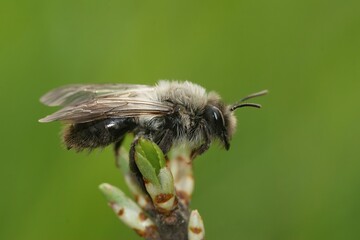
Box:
[99,138,205,240]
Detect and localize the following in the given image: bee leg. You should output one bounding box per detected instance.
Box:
[190,129,211,160]
[190,141,210,160]
[113,136,125,168]
[156,129,174,154]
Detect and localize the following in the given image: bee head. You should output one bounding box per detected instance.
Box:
[205,90,268,150]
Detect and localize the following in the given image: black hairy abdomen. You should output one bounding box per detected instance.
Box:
[64,118,136,151]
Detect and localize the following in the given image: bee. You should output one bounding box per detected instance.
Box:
[39,81,267,183]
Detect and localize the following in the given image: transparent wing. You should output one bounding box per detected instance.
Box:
[39,84,173,123]
[40,84,150,107]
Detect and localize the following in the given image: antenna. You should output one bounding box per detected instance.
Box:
[230,90,268,111]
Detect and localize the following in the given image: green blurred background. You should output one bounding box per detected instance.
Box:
[1,0,360,239]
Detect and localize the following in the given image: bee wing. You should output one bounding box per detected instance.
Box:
[40,84,150,107]
[39,84,173,123]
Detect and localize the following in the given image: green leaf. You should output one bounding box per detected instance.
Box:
[135,138,166,175]
[135,138,170,186]
[134,150,160,186]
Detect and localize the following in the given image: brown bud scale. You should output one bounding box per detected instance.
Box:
[155,193,174,203]
[117,208,124,216]
[139,212,148,221]
[190,227,203,234]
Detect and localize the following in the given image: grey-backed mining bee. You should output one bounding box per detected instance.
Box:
[40,80,267,185]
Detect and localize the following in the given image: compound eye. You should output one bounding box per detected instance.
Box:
[213,110,218,120]
[204,105,230,149]
[204,106,225,129]
[214,107,225,126]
